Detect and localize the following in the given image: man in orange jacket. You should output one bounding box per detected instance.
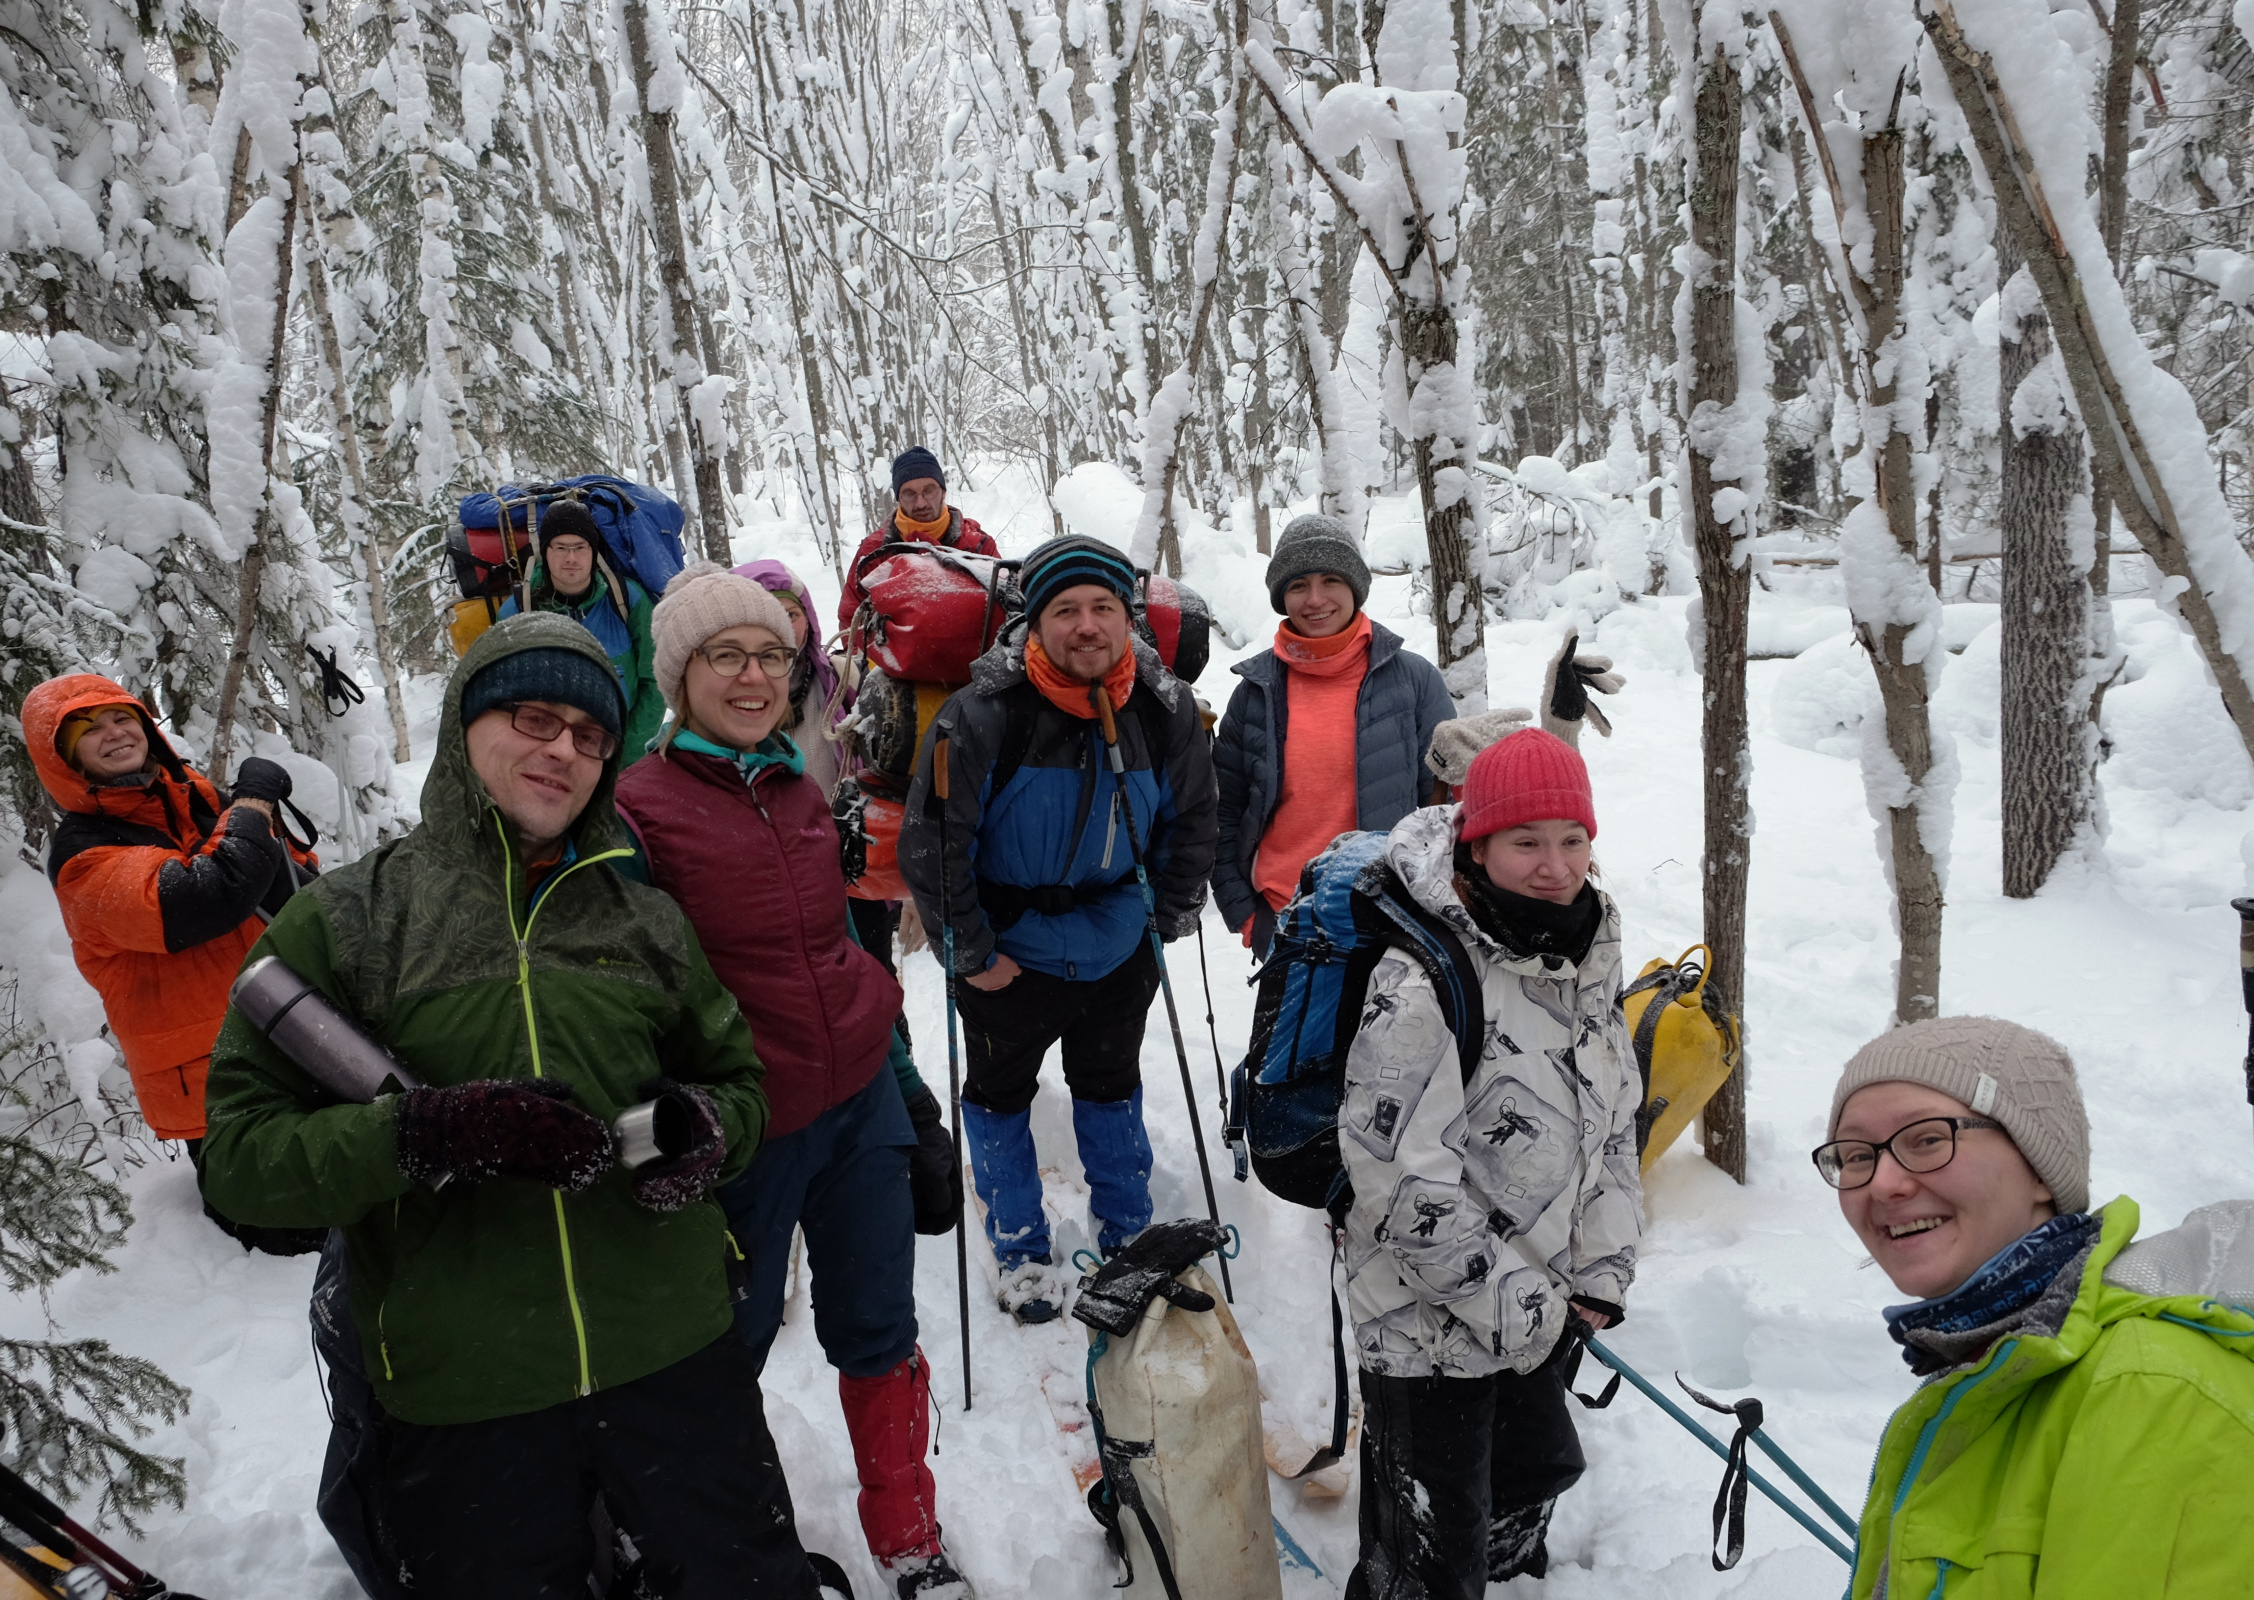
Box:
[24,675,317,1239]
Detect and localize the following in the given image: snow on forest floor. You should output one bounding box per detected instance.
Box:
[6,477,2254,1597]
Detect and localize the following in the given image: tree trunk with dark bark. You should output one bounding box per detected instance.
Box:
[1997,226,2093,898]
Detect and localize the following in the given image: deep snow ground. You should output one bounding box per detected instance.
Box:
[5,479,2252,1597]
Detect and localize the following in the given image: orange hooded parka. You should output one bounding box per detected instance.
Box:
[23,675,315,1139]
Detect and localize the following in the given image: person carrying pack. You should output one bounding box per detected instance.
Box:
[1820,1017,2254,1599]
[1336,729,1643,1597]
[838,447,999,637]
[899,535,1217,1325]
[498,499,664,758]
[1211,515,1452,958]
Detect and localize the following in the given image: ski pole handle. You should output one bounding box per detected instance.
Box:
[1092,682,1128,775]
[933,736,950,803]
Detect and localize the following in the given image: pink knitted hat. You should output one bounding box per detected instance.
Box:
[1459,728,1597,842]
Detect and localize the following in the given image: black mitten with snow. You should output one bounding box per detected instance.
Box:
[1071,1217,1231,1336]
[230,755,294,805]
[629,1077,726,1212]
[1540,631,1625,748]
[904,1085,964,1236]
[394,1078,615,1192]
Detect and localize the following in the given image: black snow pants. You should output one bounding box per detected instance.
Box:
[380,1335,823,1600]
[1346,1342,1587,1600]
[956,939,1160,1112]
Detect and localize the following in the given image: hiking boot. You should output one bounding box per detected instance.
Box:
[880,1545,975,1600]
[998,1255,1064,1324]
[1487,1496,1557,1581]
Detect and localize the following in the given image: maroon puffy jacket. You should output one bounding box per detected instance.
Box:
[615,748,902,1138]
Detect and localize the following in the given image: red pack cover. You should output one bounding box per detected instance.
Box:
[845,788,906,902]
[853,545,1009,687]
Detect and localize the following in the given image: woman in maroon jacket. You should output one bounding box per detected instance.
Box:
[614,563,970,1600]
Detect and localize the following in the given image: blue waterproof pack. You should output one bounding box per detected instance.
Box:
[1222,831,1485,1218]
[454,475,687,601]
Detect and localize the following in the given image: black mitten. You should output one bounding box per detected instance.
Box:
[231,755,294,804]
[629,1078,726,1212]
[1071,1217,1231,1336]
[395,1079,615,1192]
[903,1085,964,1236]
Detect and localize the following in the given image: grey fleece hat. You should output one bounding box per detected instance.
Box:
[1829,1016,2091,1215]
[1266,514,1371,614]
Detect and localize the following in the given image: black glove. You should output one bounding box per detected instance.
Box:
[903,1085,964,1236]
[395,1078,615,1192]
[231,756,294,805]
[1071,1217,1231,1336]
[629,1078,726,1212]
[1540,632,1624,748]
[1158,905,1202,943]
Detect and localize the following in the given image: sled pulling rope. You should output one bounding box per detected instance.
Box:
[1090,685,1232,1303]
[1575,1332,1856,1569]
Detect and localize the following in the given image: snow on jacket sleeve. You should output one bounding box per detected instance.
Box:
[1209,676,1266,933]
[55,803,286,956]
[899,694,1002,976]
[1341,953,1539,1339]
[1566,997,1643,1307]
[1147,685,1217,936]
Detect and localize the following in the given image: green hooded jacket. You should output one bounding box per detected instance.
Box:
[1853,1196,2254,1599]
[199,614,767,1427]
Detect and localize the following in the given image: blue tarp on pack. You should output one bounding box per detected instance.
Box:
[458,475,688,600]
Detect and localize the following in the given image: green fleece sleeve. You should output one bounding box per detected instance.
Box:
[660,924,770,1180]
[625,588,666,757]
[198,895,418,1229]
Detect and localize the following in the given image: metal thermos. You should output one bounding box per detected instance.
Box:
[614,1091,695,1169]
[231,956,422,1101]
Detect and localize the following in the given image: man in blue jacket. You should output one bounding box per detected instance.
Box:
[900,535,1217,1324]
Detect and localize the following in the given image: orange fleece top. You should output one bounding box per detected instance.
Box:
[1252,614,1372,913]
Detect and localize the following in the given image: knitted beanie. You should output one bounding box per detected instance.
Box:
[1018,534,1139,619]
[460,646,624,739]
[537,499,601,552]
[649,561,796,716]
[1458,728,1597,842]
[1829,1016,2091,1215]
[1266,514,1371,614]
[892,446,945,495]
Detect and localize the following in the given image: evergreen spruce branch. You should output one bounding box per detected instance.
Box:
[0,1335,188,1532]
[0,1112,131,1298]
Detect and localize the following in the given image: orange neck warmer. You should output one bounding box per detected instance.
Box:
[1273,611,1372,677]
[1026,634,1137,719]
[892,508,951,542]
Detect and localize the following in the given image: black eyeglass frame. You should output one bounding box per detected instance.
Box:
[500,701,619,761]
[1810,1115,2004,1191]
[693,642,799,680]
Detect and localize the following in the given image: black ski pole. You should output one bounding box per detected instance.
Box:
[2233,898,2254,1129]
[934,738,973,1411]
[1092,685,1233,1303]
[1195,920,1228,1113]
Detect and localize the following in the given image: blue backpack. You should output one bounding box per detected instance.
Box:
[453,475,688,602]
[1223,830,1485,1222]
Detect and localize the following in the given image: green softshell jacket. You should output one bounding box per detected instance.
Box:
[1853,1196,2254,1599]
[199,614,768,1428]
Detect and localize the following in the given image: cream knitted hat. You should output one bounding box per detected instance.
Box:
[650,561,795,718]
[1829,1015,2091,1215]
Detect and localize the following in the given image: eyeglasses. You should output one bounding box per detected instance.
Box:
[1811,1116,2003,1191]
[695,643,798,680]
[500,702,618,761]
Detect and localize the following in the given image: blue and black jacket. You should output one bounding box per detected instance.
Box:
[900,635,1217,983]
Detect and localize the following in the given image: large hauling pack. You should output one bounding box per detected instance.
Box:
[833,543,1215,900]
[444,476,687,658]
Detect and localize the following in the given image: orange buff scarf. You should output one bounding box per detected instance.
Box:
[892,507,951,542]
[1026,634,1137,719]
[1272,611,1372,678]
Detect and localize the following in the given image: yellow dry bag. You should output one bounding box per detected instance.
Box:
[1620,944,1742,1172]
[447,595,499,659]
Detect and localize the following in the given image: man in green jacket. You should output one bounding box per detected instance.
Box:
[1818,1016,2254,1599]
[499,500,666,757]
[201,614,831,1600]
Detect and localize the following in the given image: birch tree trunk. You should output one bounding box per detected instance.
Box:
[622,0,730,562]
[1683,35,1750,1182]
[1997,226,2095,897]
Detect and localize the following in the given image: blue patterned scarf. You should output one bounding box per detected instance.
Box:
[1882,1211,2101,1372]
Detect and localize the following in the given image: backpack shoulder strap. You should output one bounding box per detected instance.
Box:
[987,680,1045,799]
[1356,865,1484,1086]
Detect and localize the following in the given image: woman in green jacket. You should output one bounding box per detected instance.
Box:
[1817,1016,2254,1599]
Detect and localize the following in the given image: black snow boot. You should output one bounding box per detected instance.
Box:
[882,1546,974,1599]
[1487,1497,1558,1582]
